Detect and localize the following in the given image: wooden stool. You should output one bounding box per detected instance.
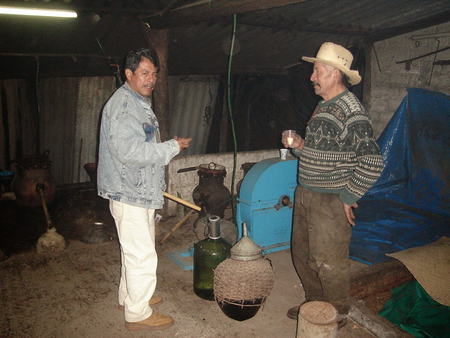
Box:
[297,301,339,338]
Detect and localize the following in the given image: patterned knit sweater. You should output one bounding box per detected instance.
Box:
[293,89,384,206]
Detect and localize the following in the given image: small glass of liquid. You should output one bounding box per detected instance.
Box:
[283,130,296,147]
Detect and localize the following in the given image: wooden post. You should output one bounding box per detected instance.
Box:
[297,301,338,338]
[140,27,170,142]
[137,21,171,217]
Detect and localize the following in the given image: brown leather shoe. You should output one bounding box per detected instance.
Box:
[125,311,174,331]
[118,294,163,311]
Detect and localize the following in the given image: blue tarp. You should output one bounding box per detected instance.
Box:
[350,88,450,265]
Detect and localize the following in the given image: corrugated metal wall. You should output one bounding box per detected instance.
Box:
[74,77,116,183]
[169,75,220,156]
[0,77,116,186]
[39,77,116,185]
[1,75,218,187]
[39,77,79,185]
[0,79,37,170]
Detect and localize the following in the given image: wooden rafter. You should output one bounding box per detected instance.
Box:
[142,0,310,29]
[367,10,450,43]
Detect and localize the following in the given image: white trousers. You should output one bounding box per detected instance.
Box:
[109,200,157,322]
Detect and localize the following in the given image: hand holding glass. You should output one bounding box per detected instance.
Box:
[283,130,296,147]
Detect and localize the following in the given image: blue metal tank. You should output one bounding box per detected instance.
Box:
[236,157,298,253]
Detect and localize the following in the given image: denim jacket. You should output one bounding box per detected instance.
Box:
[97,83,179,209]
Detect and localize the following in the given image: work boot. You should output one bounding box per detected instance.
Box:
[125,311,174,331]
[338,315,348,330]
[287,305,300,320]
[118,294,163,311]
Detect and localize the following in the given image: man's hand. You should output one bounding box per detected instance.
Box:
[174,136,192,151]
[281,131,305,150]
[342,202,358,226]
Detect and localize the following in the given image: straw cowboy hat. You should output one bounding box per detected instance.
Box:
[302,42,361,85]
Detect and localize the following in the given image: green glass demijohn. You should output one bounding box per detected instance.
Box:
[193,215,232,300]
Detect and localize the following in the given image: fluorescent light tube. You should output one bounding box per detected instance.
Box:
[0,6,77,18]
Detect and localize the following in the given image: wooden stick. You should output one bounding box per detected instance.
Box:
[37,186,52,229]
[159,209,196,244]
[162,191,201,211]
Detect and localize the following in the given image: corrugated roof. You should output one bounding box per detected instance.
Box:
[0,0,449,78]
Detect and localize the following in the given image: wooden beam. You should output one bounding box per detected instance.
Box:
[434,60,450,65]
[142,0,310,29]
[366,10,450,43]
[168,65,291,75]
[0,52,122,60]
[214,16,367,36]
[137,21,171,142]
[349,298,415,338]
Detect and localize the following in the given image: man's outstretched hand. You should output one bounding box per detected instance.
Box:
[174,136,192,151]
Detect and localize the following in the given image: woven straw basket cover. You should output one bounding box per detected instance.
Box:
[386,236,450,306]
[214,258,275,302]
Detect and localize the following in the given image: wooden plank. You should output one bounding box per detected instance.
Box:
[350,260,415,314]
[349,297,415,338]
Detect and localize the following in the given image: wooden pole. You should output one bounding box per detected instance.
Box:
[139,24,170,142]
[137,20,171,217]
[162,191,201,211]
[159,209,196,244]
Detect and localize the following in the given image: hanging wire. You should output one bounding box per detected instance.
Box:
[35,57,41,155]
[96,38,122,88]
[203,78,213,124]
[428,38,440,86]
[227,14,238,225]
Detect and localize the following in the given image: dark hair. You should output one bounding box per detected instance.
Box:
[125,48,160,73]
[339,70,352,88]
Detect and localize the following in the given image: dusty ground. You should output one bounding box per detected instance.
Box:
[1,185,410,337]
[0,220,380,337]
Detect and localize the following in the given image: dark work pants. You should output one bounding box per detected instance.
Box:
[291,185,352,314]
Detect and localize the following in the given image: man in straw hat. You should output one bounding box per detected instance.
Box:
[282,42,384,326]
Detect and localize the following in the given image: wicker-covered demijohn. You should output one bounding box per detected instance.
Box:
[213,223,275,321]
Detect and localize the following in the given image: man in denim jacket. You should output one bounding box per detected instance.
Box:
[98,48,191,331]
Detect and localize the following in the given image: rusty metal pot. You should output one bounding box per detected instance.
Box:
[12,153,56,207]
[192,162,231,218]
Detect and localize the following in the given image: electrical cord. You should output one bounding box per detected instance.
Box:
[227,14,238,225]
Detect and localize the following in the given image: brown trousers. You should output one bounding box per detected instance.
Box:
[291,185,352,314]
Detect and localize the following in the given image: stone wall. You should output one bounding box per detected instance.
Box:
[368,22,450,137]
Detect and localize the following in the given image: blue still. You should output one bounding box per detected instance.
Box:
[236,157,298,254]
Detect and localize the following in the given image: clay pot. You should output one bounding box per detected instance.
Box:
[192,163,231,218]
[13,154,56,207]
[84,163,97,183]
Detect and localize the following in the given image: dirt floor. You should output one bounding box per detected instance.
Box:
[0,185,412,338]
